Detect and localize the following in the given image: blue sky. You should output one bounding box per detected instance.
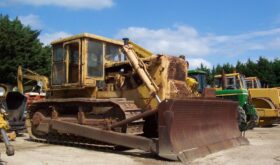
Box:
[1,0,280,68]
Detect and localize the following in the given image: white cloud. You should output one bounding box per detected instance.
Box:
[39,31,72,45]
[116,25,280,58]
[188,58,212,69]
[7,0,114,10]
[117,26,210,56]
[204,28,280,56]
[19,14,42,29]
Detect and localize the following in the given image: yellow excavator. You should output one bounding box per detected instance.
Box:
[26,33,247,163]
[17,65,48,108]
[17,65,49,94]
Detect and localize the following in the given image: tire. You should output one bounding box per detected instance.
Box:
[242,103,259,130]
[237,106,247,132]
[246,113,258,130]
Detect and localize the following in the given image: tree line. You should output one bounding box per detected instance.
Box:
[0,14,51,84]
[0,14,279,88]
[196,57,280,87]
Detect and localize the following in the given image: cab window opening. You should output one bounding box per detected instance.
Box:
[52,44,66,85]
[87,40,104,77]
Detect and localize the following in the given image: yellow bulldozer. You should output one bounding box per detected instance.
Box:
[245,77,280,126]
[26,33,248,162]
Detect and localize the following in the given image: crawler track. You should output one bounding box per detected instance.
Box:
[26,98,145,150]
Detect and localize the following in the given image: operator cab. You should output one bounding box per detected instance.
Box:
[51,33,125,89]
[244,77,261,88]
[214,73,247,90]
[188,70,207,93]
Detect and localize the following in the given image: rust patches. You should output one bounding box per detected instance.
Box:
[51,107,58,119]
[157,99,249,162]
[167,57,186,81]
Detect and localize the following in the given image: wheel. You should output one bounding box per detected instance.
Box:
[242,103,259,130]
[246,113,258,130]
[237,106,247,132]
[30,111,48,137]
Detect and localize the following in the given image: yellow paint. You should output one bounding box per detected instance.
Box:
[48,33,196,112]
[256,108,280,117]
[249,88,280,109]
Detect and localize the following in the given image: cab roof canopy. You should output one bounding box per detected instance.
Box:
[245,77,259,80]
[214,73,241,78]
[51,33,124,46]
[188,70,207,75]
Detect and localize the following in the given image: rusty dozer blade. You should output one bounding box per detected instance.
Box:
[157,99,249,162]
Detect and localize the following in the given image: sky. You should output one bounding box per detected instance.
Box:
[1,0,280,69]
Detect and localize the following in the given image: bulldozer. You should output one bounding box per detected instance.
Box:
[26,33,248,162]
[244,77,280,126]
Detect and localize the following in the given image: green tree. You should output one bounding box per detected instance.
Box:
[272,58,280,87]
[236,60,246,74]
[244,59,257,77]
[200,57,280,87]
[222,63,235,73]
[0,14,51,84]
[255,57,275,87]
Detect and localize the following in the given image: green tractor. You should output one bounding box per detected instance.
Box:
[214,72,258,130]
[188,70,258,131]
[187,70,208,94]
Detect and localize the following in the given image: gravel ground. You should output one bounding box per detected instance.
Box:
[0,124,279,165]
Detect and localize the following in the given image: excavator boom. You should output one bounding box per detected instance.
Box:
[17,65,49,93]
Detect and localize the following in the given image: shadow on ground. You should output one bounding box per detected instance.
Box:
[23,138,173,163]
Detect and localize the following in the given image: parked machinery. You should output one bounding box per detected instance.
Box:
[0,83,27,133]
[214,72,258,130]
[187,70,208,94]
[188,70,250,131]
[0,85,15,156]
[245,77,280,126]
[26,33,248,162]
[244,77,262,89]
[17,65,48,107]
